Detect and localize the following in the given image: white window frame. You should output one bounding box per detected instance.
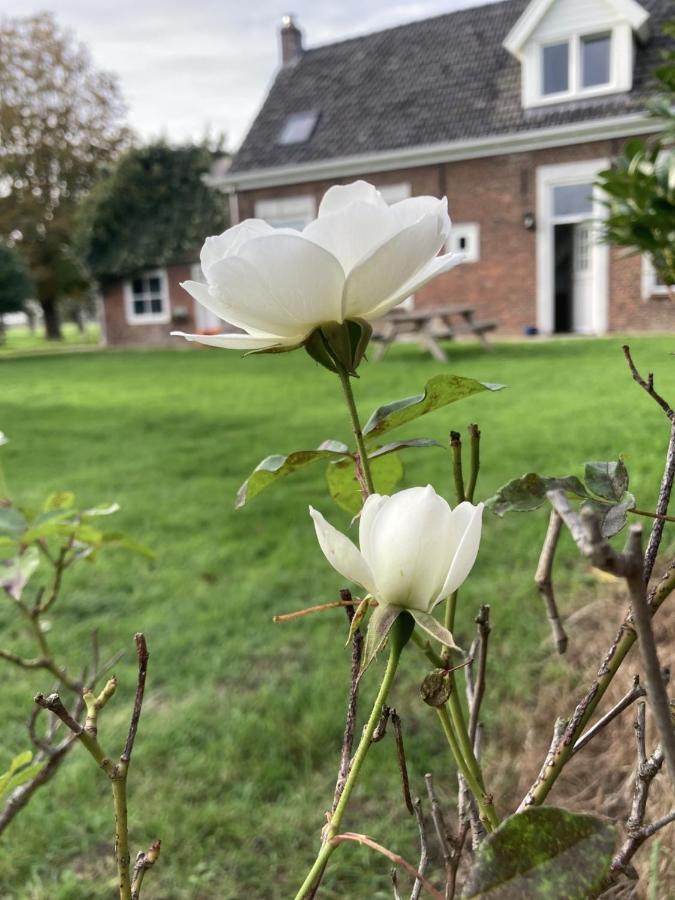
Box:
[536,158,610,334]
[448,223,480,263]
[641,256,674,300]
[254,195,316,229]
[521,21,634,108]
[124,268,170,325]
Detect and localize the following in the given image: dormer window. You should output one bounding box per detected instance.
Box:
[503,0,651,110]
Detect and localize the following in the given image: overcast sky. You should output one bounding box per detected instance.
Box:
[3,0,500,152]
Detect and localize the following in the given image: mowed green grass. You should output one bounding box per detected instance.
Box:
[0,336,674,899]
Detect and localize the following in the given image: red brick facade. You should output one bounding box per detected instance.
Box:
[235,138,675,335]
[102,264,197,347]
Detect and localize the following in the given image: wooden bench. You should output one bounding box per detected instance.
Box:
[371,305,497,362]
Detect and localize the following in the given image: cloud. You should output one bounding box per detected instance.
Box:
[2,0,500,149]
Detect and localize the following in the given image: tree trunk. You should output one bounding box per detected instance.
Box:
[41,297,62,340]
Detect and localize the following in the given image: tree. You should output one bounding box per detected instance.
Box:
[76,143,229,282]
[0,12,130,338]
[0,242,33,343]
[596,22,675,297]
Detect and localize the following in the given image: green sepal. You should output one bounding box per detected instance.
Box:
[304,328,340,373]
[304,319,373,376]
[346,596,371,645]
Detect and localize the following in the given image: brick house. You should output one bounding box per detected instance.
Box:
[213,0,674,336]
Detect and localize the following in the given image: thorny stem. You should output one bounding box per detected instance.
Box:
[435,705,498,832]
[294,634,403,899]
[336,364,375,496]
[465,424,481,504]
[449,432,465,505]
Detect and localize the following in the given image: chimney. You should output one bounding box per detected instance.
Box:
[280,15,303,66]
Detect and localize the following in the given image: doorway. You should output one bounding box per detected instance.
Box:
[536,160,609,335]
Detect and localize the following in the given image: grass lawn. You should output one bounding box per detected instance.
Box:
[0,336,674,899]
[0,323,100,358]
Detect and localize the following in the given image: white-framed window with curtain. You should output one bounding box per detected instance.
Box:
[254,195,316,229]
[447,223,480,263]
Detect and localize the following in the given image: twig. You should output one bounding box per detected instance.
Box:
[626,564,675,789]
[0,733,74,833]
[332,594,364,814]
[273,597,364,623]
[622,345,674,422]
[622,346,675,584]
[449,433,465,505]
[121,634,149,764]
[644,420,675,585]
[534,510,568,654]
[391,710,414,816]
[572,675,646,756]
[468,606,490,746]
[630,507,675,524]
[424,774,456,900]
[391,869,403,900]
[465,424,480,504]
[329,832,444,900]
[410,798,429,900]
[131,840,161,900]
[371,706,391,744]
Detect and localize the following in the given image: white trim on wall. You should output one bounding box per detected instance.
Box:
[642,256,674,301]
[448,223,480,263]
[219,115,661,191]
[124,268,171,325]
[536,158,610,334]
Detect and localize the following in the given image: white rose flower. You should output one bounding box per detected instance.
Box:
[310,485,483,666]
[172,180,462,363]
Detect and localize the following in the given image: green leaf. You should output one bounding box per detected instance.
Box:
[1,547,40,601]
[463,806,617,899]
[326,452,404,515]
[0,750,43,799]
[43,491,75,511]
[584,493,636,539]
[367,439,443,460]
[584,460,629,502]
[235,441,350,509]
[363,375,505,441]
[0,507,27,540]
[360,605,402,676]
[487,474,590,516]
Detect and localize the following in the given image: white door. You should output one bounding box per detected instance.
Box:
[572,222,594,334]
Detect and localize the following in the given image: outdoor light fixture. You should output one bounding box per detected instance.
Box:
[523,212,536,231]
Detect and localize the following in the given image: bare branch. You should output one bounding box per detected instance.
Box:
[371,706,391,744]
[534,510,567,654]
[622,345,675,422]
[644,420,675,585]
[410,798,429,900]
[121,633,149,764]
[449,432,465,505]
[34,692,83,735]
[465,424,481,504]
[643,809,675,838]
[424,773,456,899]
[391,869,403,900]
[468,605,490,746]
[572,675,646,756]
[391,710,414,816]
[626,567,675,789]
[131,839,161,900]
[332,593,364,814]
[329,832,444,900]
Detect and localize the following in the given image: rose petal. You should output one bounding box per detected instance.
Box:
[310,506,377,596]
[303,202,396,276]
[362,251,464,321]
[200,219,276,275]
[170,331,293,350]
[436,502,484,602]
[318,181,388,217]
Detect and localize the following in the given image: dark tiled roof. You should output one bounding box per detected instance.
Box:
[230,0,671,174]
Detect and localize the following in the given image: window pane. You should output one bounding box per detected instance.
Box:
[148,276,161,294]
[582,34,610,87]
[133,299,145,315]
[132,278,143,295]
[278,111,318,145]
[553,183,593,217]
[150,298,162,313]
[542,42,569,95]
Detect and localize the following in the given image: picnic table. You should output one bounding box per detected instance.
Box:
[371,304,497,362]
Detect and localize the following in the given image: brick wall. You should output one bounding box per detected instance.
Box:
[236,137,674,335]
[102,264,196,346]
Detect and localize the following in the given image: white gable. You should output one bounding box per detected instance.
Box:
[532,0,623,43]
[504,0,650,58]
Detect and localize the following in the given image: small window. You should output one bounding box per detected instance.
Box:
[582,34,611,88]
[553,183,593,218]
[125,270,169,324]
[254,195,316,229]
[378,183,412,205]
[542,42,569,95]
[277,111,318,145]
[448,224,480,263]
